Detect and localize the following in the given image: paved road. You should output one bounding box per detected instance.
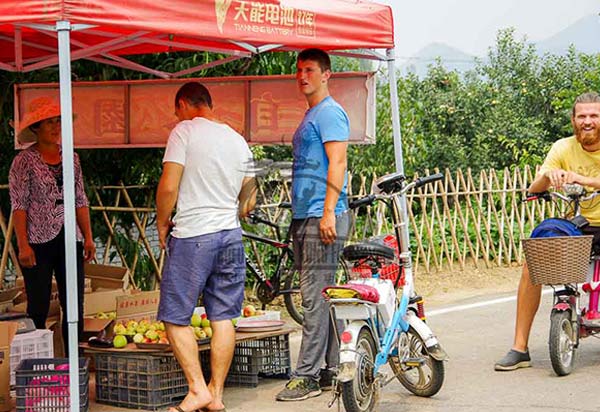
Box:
[91,288,600,412]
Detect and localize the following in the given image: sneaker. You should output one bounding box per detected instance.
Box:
[319,369,335,391]
[275,377,322,401]
[494,349,531,371]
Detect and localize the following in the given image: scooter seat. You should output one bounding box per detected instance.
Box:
[342,242,396,262]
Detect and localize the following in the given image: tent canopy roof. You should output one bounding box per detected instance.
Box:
[0,0,394,76]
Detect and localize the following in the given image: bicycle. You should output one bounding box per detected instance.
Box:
[523,184,600,376]
[324,172,447,412]
[243,202,349,325]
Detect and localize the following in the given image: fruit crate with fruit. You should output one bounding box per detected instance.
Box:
[94,352,186,411]
[200,333,291,387]
[14,357,89,412]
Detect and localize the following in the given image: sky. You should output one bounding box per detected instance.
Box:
[374,0,600,59]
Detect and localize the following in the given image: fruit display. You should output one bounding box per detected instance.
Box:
[111,319,168,348]
[191,313,213,340]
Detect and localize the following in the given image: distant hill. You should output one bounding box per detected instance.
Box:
[400,14,600,78]
[399,42,476,77]
[535,14,600,55]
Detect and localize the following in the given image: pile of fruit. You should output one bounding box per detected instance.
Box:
[112,319,168,348]
[190,313,212,340]
[95,311,116,319]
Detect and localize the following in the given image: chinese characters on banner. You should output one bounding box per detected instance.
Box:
[215,0,316,38]
[15,73,375,148]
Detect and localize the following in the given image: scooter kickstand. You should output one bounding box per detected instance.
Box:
[328,380,341,410]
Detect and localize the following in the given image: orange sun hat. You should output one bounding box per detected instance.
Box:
[17,96,61,144]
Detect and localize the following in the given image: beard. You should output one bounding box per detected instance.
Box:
[575,124,600,147]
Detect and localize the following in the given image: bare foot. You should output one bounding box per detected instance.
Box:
[204,383,225,411]
[168,390,213,412]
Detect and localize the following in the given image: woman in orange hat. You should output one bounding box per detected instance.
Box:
[8,97,95,356]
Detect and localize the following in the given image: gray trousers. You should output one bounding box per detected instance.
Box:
[291,212,350,380]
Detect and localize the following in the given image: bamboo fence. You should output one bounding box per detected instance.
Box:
[0,165,565,287]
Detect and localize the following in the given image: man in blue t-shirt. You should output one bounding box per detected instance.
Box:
[276,48,351,402]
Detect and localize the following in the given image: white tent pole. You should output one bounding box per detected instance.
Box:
[386,48,412,268]
[56,19,81,412]
[386,48,404,174]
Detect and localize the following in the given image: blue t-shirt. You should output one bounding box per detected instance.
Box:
[291,96,350,219]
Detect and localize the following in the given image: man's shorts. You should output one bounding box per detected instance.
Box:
[157,228,245,325]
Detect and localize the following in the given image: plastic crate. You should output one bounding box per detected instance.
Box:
[15,357,89,412]
[94,352,187,411]
[201,333,291,387]
[10,329,54,386]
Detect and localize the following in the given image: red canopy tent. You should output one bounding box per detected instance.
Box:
[0,1,404,408]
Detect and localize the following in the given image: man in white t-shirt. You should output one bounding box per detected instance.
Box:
[156,82,256,412]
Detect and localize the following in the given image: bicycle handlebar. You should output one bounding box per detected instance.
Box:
[525,189,600,204]
[349,173,444,209]
[413,173,444,190]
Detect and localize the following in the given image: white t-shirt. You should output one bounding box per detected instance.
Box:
[163,117,254,238]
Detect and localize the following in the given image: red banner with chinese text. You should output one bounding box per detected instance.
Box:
[15,73,375,148]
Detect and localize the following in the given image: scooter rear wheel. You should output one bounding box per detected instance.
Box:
[341,328,377,412]
[549,310,576,376]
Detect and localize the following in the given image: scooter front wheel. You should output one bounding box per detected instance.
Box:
[389,326,444,397]
[341,327,377,412]
[549,310,576,376]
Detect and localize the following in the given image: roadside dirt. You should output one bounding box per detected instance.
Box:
[415,263,522,307]
[248,263,524,320]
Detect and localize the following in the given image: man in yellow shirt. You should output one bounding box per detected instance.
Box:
[495,92,600,371]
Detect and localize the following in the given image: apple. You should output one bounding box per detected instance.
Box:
[133,333,144,343]
[145,329,159,341]
[190,313,202,328]
[200,313,207,320]
[113,335,127,349]
[243,304,257,317]
[200,318,210,328]
[193,327,207,339]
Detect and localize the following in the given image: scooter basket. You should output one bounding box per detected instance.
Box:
[522,235,593,285]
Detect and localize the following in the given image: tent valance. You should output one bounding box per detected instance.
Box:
[0,0,394,74]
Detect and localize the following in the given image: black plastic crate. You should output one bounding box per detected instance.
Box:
[15,357,89,412]
[201,333,291,387]
[94,352,187,411]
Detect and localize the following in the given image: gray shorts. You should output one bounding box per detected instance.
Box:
[157,228,246,325]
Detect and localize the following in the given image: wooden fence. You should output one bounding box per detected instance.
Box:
[1,165,564,287]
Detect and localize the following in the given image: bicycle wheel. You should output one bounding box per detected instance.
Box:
[389,327,444,397]
[341,327,377,412]
[283,256,351,325]
[549,310,576,376]
[283,267,303,325]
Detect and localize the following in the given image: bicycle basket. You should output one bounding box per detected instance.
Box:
[521,235,593,285]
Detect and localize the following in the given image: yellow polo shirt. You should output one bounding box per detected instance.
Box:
[538,136,600,225]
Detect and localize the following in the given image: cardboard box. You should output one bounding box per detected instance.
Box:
[82,318,113,341]
[0,321,18,412]
[116,290,160,321]
[84,289,128,316]
[85,263,129,290]
[0,289,21,314]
